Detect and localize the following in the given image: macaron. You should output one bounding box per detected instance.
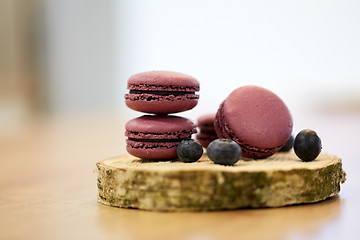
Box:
[214,86,293,159]
[125,71,200,114]
[125,115,197,160]
[196,113,218,148]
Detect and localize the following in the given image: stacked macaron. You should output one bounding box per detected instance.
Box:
[196,113,218,148]
[124,71,200,160]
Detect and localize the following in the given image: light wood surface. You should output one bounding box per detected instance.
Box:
[1,112,359,240]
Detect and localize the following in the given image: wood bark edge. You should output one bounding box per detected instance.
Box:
[96,152,346,211]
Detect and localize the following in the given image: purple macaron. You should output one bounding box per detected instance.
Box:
[214,86,293,159]
[125,71,200,114]
[125,115,197,160]
[196,113,218,148]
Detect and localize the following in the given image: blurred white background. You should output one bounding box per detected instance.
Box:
[114,0,360,121]
[1,0,360,126]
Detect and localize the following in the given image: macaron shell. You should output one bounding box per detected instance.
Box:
[196,113,218,148]
[215,101,283,159]
[215,86,293,159]
[125,115,197,138]
[197,113,216,131]
[126,140,179,160]
[196,132,218,148]
[128,71,200,91]
[224,86,292,148]
[214,101,235,142]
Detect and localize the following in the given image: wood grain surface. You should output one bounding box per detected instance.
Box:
[97,153,344,211]
[0,112,359,240]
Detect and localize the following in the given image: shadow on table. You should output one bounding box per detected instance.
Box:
[96,196,342,240]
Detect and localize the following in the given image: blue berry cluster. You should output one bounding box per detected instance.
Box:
[177,129,322,164]
[177,139,241,165]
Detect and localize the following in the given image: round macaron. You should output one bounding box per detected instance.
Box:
[214,86,293,159]
[125,71,200,114]
[125,115,197,160]
[196,113,218,148]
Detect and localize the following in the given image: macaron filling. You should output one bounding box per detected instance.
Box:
[129,90,196,96]
[126,139,181,149]
[128,83,199,92]
[125,129,196,140]
[197,129,217,135]
[126,88,199,101]
[126,83,199,101]
[125,93,199,102]
[127,138,184,142]
[126,139,182,160]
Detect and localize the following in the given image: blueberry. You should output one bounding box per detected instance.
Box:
[177,139,203,163]
[294,130,322,161]
[279,135,294,152]
[207,139,241,165]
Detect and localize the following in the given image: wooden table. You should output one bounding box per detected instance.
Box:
[1,112,359,240]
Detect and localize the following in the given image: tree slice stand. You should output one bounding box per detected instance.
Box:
[96,152,346,211]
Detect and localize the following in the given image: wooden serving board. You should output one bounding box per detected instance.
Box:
[96,152,346,211]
